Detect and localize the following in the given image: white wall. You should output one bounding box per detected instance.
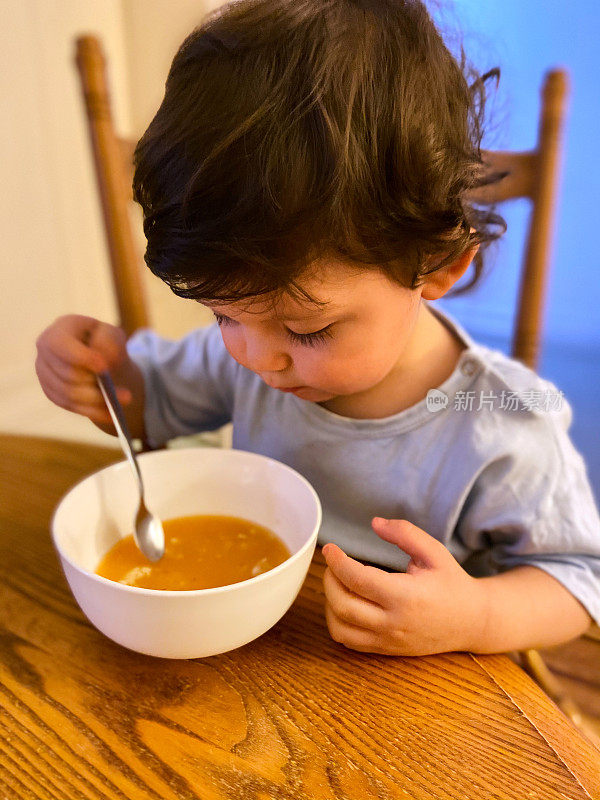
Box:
[1,0,220,444]
[121,0,225,339]
[122,0,224,134]
[2,0,127,444]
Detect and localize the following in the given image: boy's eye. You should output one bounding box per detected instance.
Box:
[286,325,334,347]
[213,313,333,347]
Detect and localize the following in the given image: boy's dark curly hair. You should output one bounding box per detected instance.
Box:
[133,0,506,309]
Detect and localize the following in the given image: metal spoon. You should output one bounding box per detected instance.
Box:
[96,371,165,561]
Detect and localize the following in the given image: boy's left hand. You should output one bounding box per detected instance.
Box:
[322,517,484,656]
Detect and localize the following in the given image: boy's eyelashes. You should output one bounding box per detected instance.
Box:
[212,312,334,347]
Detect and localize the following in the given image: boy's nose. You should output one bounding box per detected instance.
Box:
[244,334,291,373]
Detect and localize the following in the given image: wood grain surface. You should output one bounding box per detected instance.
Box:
[0,434,599,800]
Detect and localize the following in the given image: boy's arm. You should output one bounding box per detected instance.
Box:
[449,397,600,654]
[119,325,235,449]
[470,564,592,653]
[322,518,594,658]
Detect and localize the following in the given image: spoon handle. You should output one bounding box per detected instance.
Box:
[96,371,144,499]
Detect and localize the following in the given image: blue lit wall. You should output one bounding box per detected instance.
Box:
[433,1,600,348]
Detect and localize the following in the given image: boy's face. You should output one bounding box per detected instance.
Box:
[200,260,429,405]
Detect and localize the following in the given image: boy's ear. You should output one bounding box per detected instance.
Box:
[419,244,480,301]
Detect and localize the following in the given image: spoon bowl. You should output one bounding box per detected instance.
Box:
[133,496,165,562]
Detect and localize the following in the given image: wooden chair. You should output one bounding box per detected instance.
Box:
[465,71,600,742]
[75,35,150,336]
[74,35,600,739]
[467,68,570,371]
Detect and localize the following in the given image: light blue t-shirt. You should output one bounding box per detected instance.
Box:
[127,301,600,625]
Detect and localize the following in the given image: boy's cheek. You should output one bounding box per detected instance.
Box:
[220,332,246,367]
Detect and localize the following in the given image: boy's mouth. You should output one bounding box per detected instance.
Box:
[261,376,310,393]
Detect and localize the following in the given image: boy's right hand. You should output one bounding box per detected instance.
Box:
[35,314,134,427]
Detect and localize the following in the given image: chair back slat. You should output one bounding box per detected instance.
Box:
[469,151,539,204]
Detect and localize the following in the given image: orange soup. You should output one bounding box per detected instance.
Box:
[95,514,291,590]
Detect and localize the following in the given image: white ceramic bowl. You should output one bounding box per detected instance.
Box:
[51,447,322,659]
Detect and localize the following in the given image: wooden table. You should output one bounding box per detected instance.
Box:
[1,434,599,800]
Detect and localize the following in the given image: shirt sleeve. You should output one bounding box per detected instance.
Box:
[455,399,600,625]
[126,322,236,449]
